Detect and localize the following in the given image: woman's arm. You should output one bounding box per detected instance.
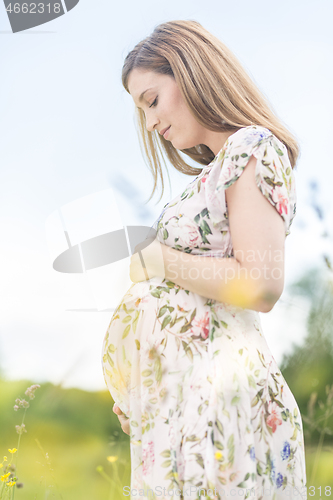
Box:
[131,155,285,313]
[160,245,273,312]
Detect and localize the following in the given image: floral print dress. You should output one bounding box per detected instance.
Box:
[102,125,307,499]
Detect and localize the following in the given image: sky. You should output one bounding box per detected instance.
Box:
[0,0,332,392]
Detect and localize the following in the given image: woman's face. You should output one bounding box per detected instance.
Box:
[127,69,210,150]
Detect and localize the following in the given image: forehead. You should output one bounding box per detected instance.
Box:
[128,69,169,102]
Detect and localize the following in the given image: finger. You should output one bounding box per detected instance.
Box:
[138,251,150,281]
[113,405,123,416]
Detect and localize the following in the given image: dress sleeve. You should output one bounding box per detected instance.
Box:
[204,126,297,237]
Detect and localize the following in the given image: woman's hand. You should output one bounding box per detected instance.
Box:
[113,403,130,435]
[129,236,165,283]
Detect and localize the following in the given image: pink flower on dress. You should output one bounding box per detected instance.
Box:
[170,215,201,249]
[191,311,210,339]
[266,401,283,433]
[275,190,288,216]
[142,440,155,476]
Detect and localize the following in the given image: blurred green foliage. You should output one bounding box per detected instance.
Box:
[280,267,333,445]
[0,380,130,499]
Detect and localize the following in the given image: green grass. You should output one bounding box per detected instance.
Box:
[305,445,333,492]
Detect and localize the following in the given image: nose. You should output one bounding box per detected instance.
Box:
[145,111,159,133]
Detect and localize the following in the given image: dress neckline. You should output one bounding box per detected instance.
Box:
[199,125,266,172]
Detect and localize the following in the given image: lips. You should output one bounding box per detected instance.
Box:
[160,126,170,137]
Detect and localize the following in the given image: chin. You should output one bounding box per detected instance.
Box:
[172,139,199,150]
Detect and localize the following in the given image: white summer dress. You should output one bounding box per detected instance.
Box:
[101,125,307,499]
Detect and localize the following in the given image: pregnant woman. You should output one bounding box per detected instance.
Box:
[102,20,307,499]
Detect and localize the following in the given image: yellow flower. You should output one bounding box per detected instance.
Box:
[0,463,3,468]
[214,451,223,460]
[106,456,118,463]
[1,472,11,481]
[223,275,260,310]
[7,481,16,487]
[3,457,7,462]
[8,448,17,454]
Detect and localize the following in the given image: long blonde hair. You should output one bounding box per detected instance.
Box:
[122,20,300,202]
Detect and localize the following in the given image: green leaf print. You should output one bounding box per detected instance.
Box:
[122,324,131,339]
[106,352,114,368]
[264,176,283,188]
[154,357,163,384]
[247,375,257,389]
[200,219,212,235]
[198,225,210,245]
[257,379,266,386]
[122,315,132,323]
[281,410,288,422]
[274,145,284,156]
[135,339,140,350]
[161,315,172,330]
[143,379,153,387]
[180,323,192,334]
[281,166,288,188]
[158,305,168,318]
[231,396,240,405]
[122,303,134,314]
[186,435,201,442]
[108,343,116,354]
[227,434,235,466]
[290,427,298,441]
[163,228,169,240]
[132,310,140,334]
[262,159,272,167]
[160,450,171,458]
[185,347,193,362]
[190,308,197,322]
[256,461,263,476]
[142,369,152,377]
[163,471,175,481]
[161,459,172,468]
[236,481,248,488]
[215,441,224,450]
[251,388,264,407]
[195,454,204,469]
[240,153,248,158]
[215,419,224,437]
[157,286,171,293]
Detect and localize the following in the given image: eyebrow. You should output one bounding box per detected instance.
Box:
[139,88,153,103]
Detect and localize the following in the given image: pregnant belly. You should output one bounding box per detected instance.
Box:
[101,277,213,415]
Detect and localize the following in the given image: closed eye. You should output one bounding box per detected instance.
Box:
[149,97,158,108]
